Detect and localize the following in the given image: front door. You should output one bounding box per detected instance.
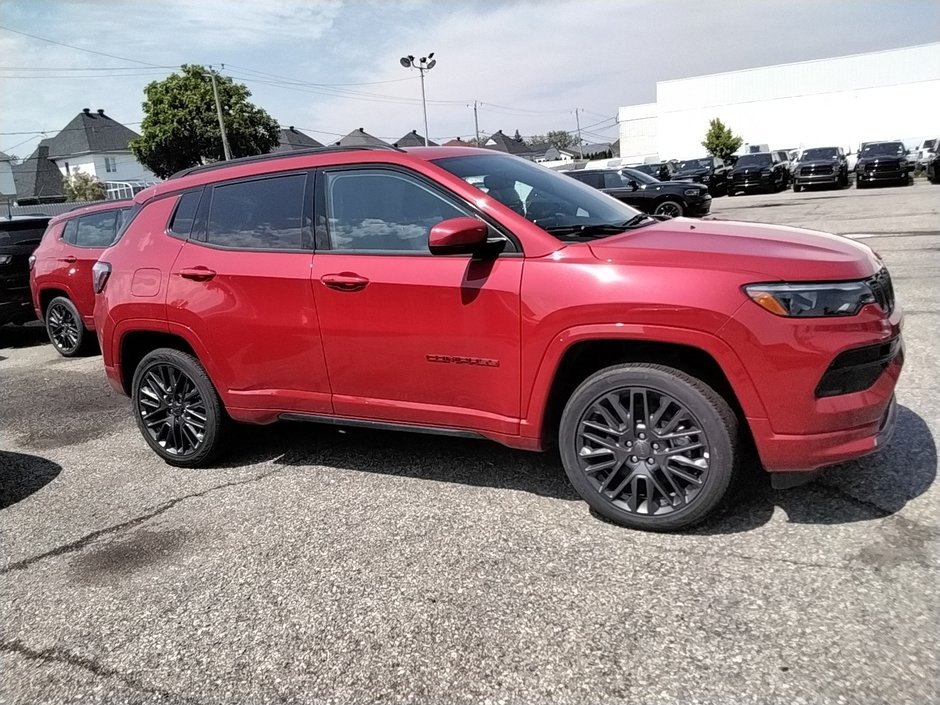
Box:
[310,166,523,436]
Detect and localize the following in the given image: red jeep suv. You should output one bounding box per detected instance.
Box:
[29,200,132,356]
[92,146,903,531]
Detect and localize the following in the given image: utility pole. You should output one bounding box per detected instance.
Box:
[209,67,232,161]
[472,100,480,145]
[574,108,584,159]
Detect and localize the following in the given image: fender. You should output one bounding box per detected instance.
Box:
[34,282,79,320]
[520,322,769,440]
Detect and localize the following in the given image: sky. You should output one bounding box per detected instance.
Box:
[1,0,938,158]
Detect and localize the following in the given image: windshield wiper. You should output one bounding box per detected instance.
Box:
[544,214,653,238]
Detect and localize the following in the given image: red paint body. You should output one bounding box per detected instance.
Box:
[30,200,133,328]
[94,147,903,474]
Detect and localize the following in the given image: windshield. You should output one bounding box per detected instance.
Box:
[676,158,711,171]
[433,153,645,239]
[735,154,772,167]
[861,142,905,156]
[621,168,659,185]
[800,147,838,161]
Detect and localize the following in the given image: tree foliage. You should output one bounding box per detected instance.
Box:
[701,118,743,161]
[63,171,106,201]
[527,130,576,150]
[130,65,280,178]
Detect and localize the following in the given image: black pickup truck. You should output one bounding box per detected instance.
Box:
[671,156,729,196]
[792,146,849,191]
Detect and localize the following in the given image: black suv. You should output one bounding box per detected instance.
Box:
[671,157,729,196]
[0,215,52,326]
[628,162,675,181]
[792,146,849,191]
[728,152,788,195]
[855,141,911,188]
[567,167,711,218]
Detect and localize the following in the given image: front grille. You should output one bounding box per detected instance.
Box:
[816,337,901,398]
[865,160,899,173]
[801,165,833,176]
[868,267,895,315]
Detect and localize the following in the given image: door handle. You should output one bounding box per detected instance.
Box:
[320,273,369,292]
[178,266,217,282]
[58,256,77,263]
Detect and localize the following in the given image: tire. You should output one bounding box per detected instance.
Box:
[558,363,739,532]
[132,348,227,467]
[856,180,867,189]
[652,199,684,218]
[793,183,802,193]
[45,296,90,357]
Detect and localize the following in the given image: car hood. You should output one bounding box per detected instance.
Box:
[588,218,881,281]
[641,182,707,195]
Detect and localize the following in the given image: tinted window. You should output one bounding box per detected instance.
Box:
[62,219,79,244]
[620,168,658,185]
[206,174,306,250]
[168,191,202,237]
[802,147,839,160]
[74,210,119,247]
[571,172,604,189]
[736,154,772,167]
[324,169,469,252]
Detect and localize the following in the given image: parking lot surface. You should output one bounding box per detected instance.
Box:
[2,181,938,705]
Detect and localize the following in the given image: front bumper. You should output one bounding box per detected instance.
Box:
[730,174,773,192]
[857,169,905,184]
[794,173,840,187]
[685,197,712,217]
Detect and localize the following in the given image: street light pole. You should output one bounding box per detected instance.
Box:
[400,53,437,147]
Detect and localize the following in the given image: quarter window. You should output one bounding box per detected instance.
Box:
[206,174,307,250]
[323,169,469,252]
[168,191,202,238]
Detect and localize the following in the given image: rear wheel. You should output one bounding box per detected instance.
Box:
[653,199,684,218]
[45,296,89,357]
[559,364,739,531]
[132,348,227,467]
[793,183,802,193]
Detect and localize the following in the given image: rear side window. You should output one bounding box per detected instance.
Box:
[63,210,121,247]
[206,174,307,250]
[572,173,603,188]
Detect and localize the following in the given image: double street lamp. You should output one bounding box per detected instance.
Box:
[399,53,436,147]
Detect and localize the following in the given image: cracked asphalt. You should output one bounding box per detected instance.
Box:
[1,180,938,705]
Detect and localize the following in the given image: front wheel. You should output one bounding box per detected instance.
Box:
[559,364,739,532]
[793,183,802,193]
[132,348,227,467]
[45,296,90,357]
[652,199,684,218]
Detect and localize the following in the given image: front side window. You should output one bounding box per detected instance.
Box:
[323,169,469,253]
[206,174,307,250]
[73,210,119,247]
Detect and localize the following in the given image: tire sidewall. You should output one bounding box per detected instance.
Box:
[559,365,737,531]
[131,348,224,467]
[45,296,85,357]
[653,199,683,218]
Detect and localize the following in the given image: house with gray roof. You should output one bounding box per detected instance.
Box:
[0,151,16,201]
[393,130,438,148]
[272,126,324,153]
[334,128,389,148]
[483,130,555,161]
[13,108,157,203]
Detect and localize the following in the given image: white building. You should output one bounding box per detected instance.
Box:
[619,43,940,162]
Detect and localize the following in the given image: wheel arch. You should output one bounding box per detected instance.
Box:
[38,286,75,316]
[118,329,199,395]
[525,325,767,448]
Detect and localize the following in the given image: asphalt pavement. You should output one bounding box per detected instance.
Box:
[1,179,938,705]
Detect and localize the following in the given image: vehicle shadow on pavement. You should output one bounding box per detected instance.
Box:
[220,421,579,501]
[696,405,936,534]
[0,450,62,509]
[0,322,47,351]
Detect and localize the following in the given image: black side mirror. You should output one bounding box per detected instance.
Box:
[629,180,639,191]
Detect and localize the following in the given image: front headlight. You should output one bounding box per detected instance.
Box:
[683,188,700,196]
[744,281,876,317]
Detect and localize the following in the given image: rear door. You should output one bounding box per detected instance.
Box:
[165,172,332,414]
[60,209,126,325]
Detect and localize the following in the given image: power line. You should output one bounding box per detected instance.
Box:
[0,24,167,68]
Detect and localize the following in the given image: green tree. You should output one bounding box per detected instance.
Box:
[63,171,106,201]
[701,118,743,161]
[527,130,576,150]
[131,65,280,178]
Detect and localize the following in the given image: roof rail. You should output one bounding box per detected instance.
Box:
[169,144,406,180]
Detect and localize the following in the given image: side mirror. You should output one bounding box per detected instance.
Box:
[628,179,639,191]
[428,217,488,255]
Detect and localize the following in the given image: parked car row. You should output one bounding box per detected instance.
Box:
[4,144,905,533]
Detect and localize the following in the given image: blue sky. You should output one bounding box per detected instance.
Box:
[1,0,938,157]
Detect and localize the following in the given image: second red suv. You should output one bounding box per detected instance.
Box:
[29,200,131,356]
[92,146,903,531]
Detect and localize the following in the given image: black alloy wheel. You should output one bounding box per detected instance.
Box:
[559,364,738,531]
[45,296,87,357]
[132,348,226,467]
[653,199,684,218]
